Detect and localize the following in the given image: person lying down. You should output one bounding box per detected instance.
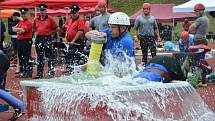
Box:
[121,54,188,85]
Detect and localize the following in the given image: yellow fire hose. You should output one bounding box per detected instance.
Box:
[86,32,107,77]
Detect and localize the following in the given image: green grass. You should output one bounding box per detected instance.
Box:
[109,0,189,16]
[207,13,215,32]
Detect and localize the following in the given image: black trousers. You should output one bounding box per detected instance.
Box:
[17,39,33,76]
[138,34,157,64]
[194,38,208,46]
[0,38,4,51]
[0,50,10,90]
[35,36,54,77]
[149,55,186,81]
[11,37,18,56]
[65,40,87,71]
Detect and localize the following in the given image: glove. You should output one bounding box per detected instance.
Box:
[91,32,107,44]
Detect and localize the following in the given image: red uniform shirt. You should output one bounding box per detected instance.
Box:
[16,18,32,40]
[65,17,85,42]
[33,15,58,36]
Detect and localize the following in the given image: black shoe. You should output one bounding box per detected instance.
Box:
[33,75,43,79]
[8,109,25,121]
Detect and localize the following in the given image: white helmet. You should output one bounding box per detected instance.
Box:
[108,12,130,26]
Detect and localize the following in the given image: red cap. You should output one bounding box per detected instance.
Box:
[143,3,151,9]
[194,3,205,11]
[180,31,189,42]
[98,0,107,7]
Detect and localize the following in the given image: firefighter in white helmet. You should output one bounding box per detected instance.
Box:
[86,12,135,58]
[86,12,135,77]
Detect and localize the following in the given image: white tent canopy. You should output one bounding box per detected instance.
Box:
[173,0,215,13]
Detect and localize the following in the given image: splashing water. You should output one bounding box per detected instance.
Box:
[26,78,215,121]
[21,52,215,121]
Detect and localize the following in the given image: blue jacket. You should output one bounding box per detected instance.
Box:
[178,34,194,52]
[164,41,176,51]
[133,63,170,83]
[100,28,135,57]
